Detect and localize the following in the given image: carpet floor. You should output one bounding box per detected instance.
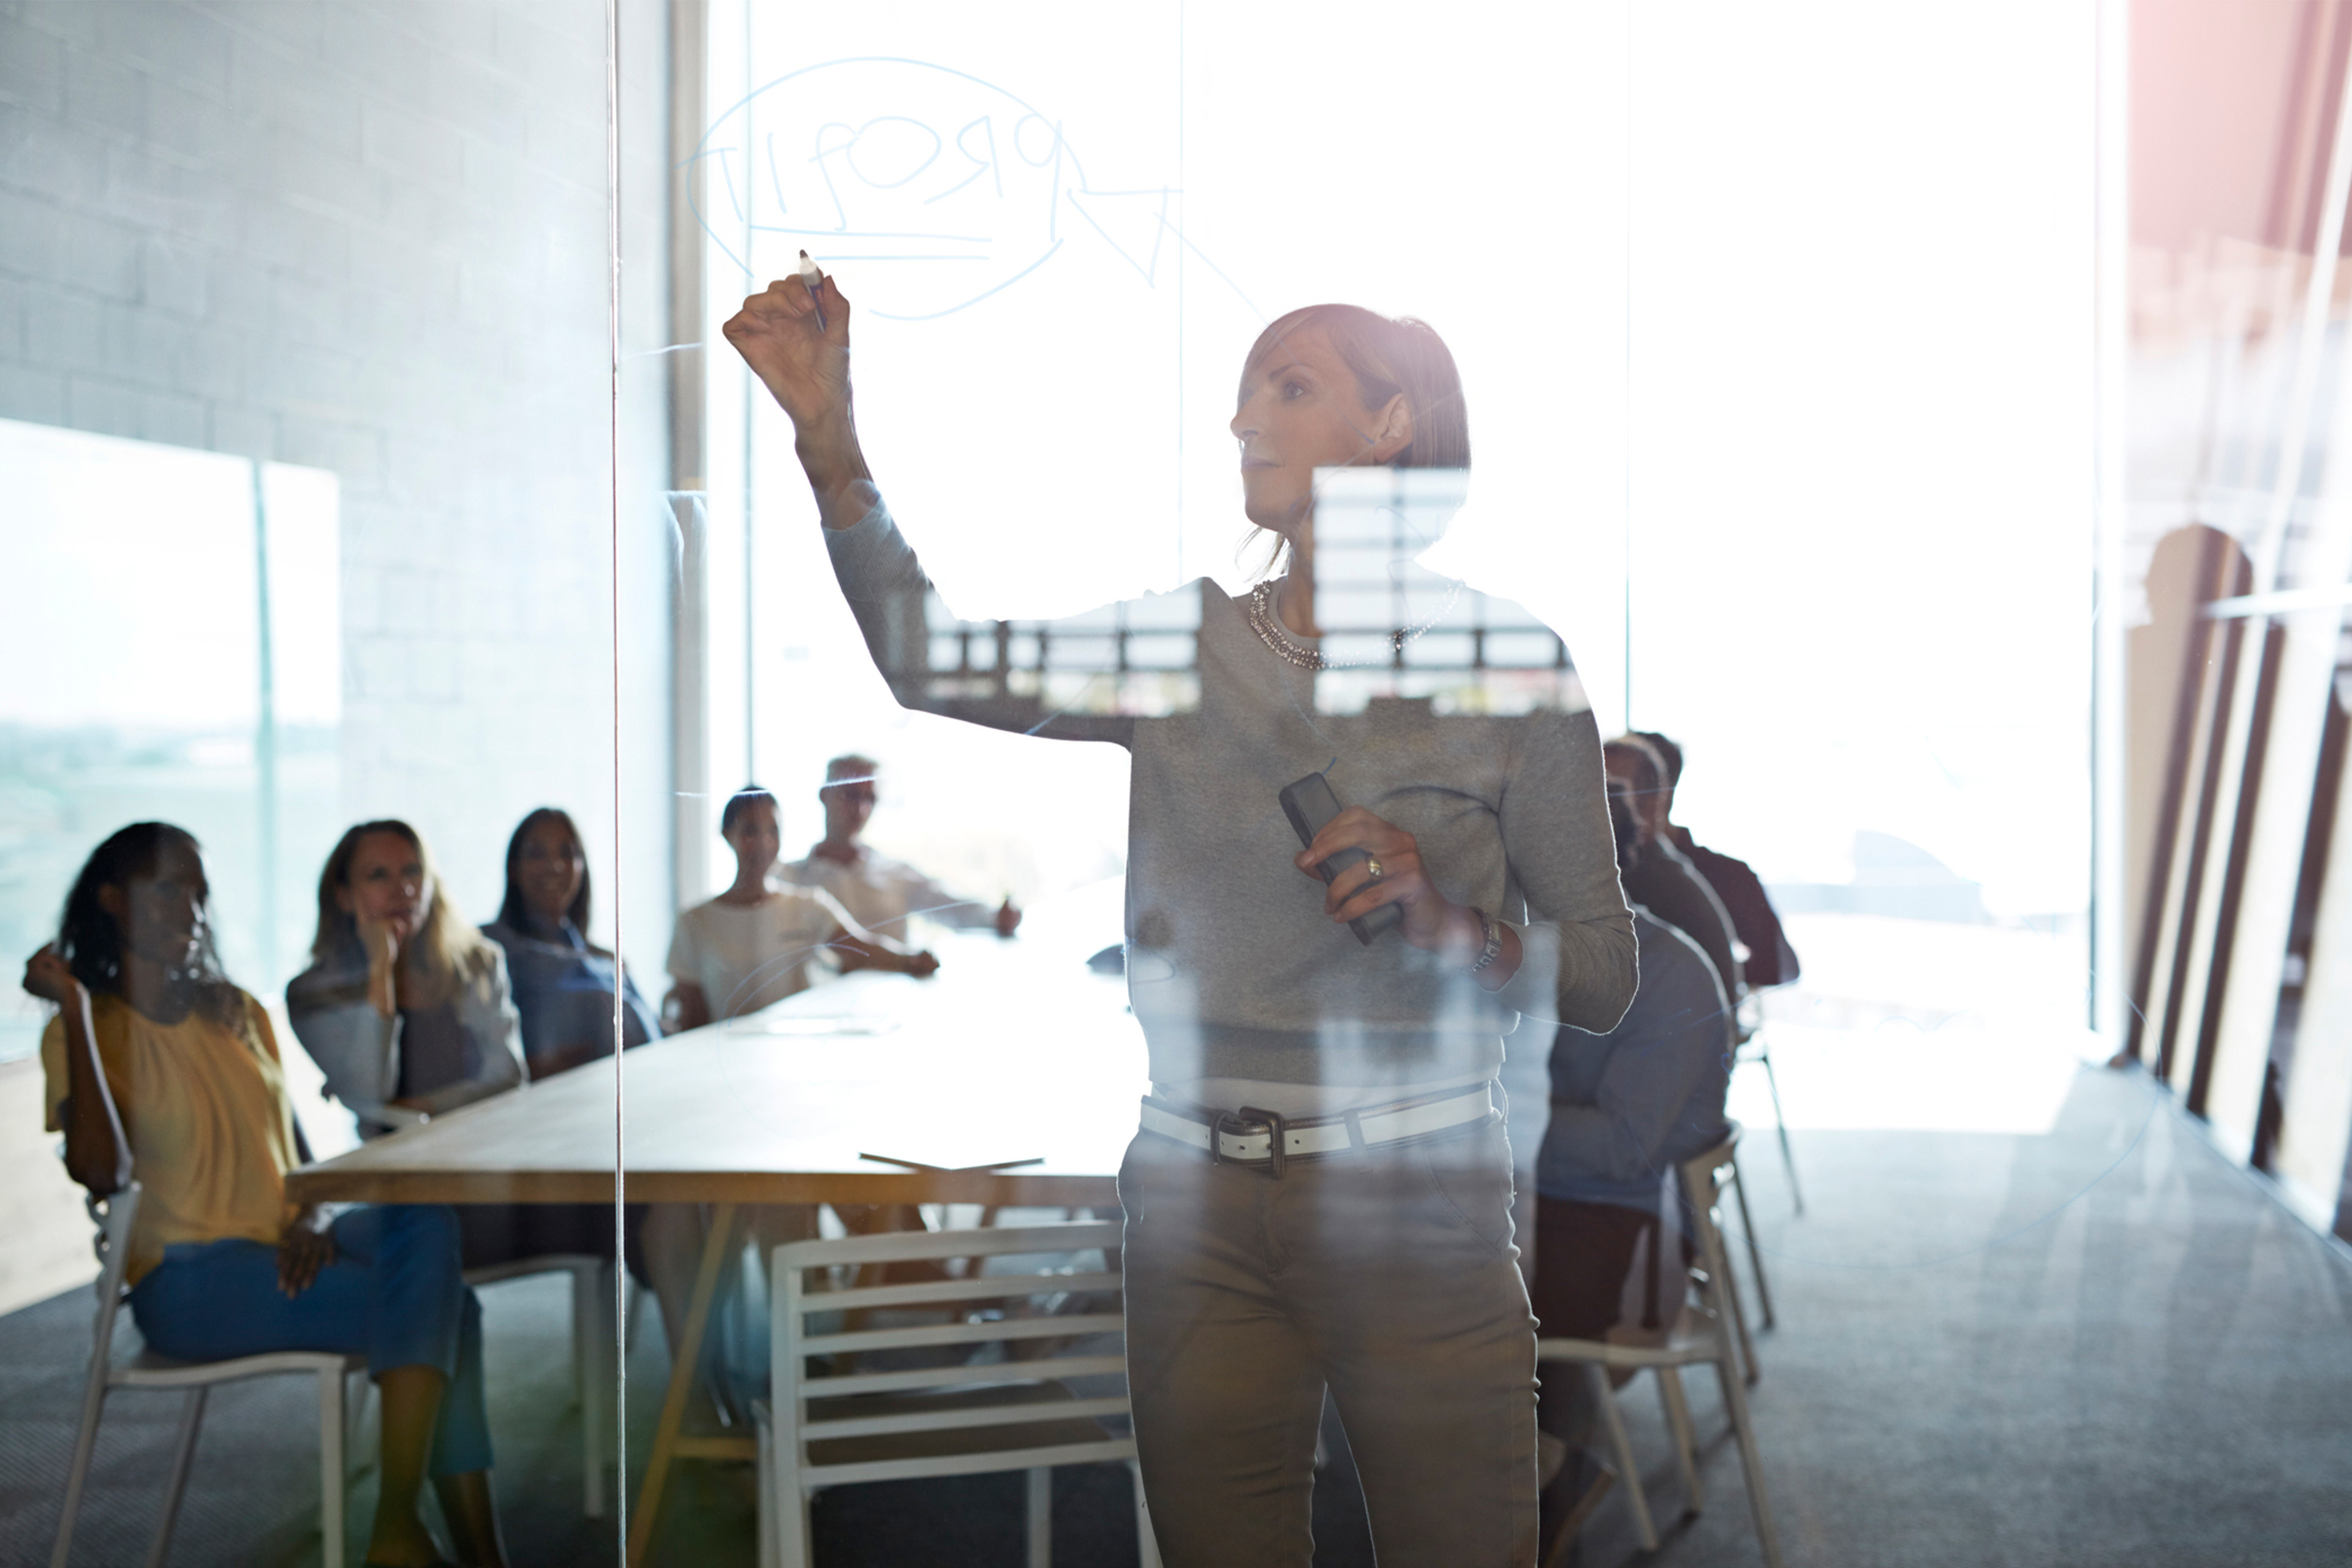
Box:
[4,1063,2348,1567]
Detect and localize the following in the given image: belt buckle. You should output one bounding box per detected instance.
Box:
[1213,1106,1287,1178]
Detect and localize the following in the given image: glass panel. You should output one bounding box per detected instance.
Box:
[657,3,2107,1564]
[1,2,634,1563]
[2123,0,2352,1252]
[0,421,341,1087]
[39,0,2324,1562]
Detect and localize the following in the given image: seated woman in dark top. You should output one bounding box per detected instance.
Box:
[480,807,660,1077]
[472,807,665,1274]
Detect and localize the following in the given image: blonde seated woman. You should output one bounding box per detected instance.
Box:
[287,820,523,1144]
[288,820,606,1276]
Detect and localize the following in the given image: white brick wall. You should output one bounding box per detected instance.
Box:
[0,0,679,980]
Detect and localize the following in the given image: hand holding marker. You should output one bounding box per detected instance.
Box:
[799,250,827,332]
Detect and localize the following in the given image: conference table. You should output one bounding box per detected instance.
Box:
[284,884,1147,1566]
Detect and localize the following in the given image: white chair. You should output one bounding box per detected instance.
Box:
[1534,1126,1782,1568]
[51,1183,368,1568]
[1735,990,1804,1215]
[1707,1118,1776,1381]
[757,1219,1161,1568]
[461,1252,623,1517]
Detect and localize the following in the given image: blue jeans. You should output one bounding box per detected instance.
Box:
[128,1204,492,1476]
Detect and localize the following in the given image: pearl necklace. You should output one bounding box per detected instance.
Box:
[1245,578,1461,672]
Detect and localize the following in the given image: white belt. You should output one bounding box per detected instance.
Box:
[1139,1082,1496,1175]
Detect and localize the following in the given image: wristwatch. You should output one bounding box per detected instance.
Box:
[1467,908,1503,974]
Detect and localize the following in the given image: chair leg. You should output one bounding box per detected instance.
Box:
[1589,1363,1656,1551]
[1130,1461,1163,1568]
[571,1263,590,1409]
[1715,1354,1784,1568]
[1729,1167,1777,1332]
[49,1350,113,1568]
[318,1370,347,1568]
[1756,1049,1804,1214]
[1025,1467,1053,1568]
[140,1387,207,1568]
[625,1275,647,1355]
[344,1370,375,1477]
[774,1476,813,1568]
[1716,1233,1760,1386]
[754,1406,777,1568]
[582,1264,608,1518]
[1656,1366,1703,1517]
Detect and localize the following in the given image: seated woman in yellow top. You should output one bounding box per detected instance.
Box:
[25,822,509,1568]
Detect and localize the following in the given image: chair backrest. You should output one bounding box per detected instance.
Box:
[82,1182,142,1364]
[1733,989,1761,1049]
[771,1219,1133,1483]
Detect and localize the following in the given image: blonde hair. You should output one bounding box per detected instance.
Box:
[311,819,491,1008]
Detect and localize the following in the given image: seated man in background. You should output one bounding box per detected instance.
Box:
[1604,736,1743,1005]
[1532,783,1735,1559]
[1632,729,1800,989]
[665,784,937,1031]
[781,754,1021,941]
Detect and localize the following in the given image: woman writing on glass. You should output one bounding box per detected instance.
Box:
[725,274,1634,1563]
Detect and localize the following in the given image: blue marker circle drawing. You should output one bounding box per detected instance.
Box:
[693,57,1099,322]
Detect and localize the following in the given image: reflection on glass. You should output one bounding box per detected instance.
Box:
[0,418,339,1069]
[859,466,1583,731]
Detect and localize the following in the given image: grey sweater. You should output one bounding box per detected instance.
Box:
[826,502,1636,1087]
[285,942,524,1137]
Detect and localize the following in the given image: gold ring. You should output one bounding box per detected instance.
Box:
[1364,856,1385,882]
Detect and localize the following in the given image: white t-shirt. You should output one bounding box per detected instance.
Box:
[781,848,994,938]
[665,887,856,1020]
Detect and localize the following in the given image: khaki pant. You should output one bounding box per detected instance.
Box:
[1117,1112,1540,1567]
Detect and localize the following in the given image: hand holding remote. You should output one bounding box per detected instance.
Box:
[1282,781,1523,987]
[1292,805,1468,956]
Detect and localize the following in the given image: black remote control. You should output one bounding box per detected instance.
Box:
[1278,771,1403,946]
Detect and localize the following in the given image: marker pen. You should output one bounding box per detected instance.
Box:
[797,250,827,333]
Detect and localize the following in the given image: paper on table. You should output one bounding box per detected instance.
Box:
[860,1152,1047,1174]
[728,1014,900,1036]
